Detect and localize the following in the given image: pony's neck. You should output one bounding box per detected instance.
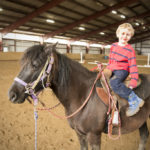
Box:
[51,53,96,107]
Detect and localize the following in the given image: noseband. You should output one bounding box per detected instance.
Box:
[14,53,54,105]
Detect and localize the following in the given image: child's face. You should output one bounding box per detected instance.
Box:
[117,28,132,46]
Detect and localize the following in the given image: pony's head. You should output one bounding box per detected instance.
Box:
[8,43,57,104]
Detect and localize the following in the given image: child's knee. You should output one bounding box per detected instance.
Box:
[110,78,118,91]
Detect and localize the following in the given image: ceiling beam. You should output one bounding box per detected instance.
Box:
[71,11,150,41]
[131,34,150,43]
[135,30,150,37]
[43,0,139,39]
[1,0,67,35]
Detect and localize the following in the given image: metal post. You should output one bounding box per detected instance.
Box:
[147,53,150,66]
[80,51,83,63]
[0,33,2,52]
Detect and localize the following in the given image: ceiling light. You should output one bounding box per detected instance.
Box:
[135,22,140,26]
[78,27,85,31]
[143,26,146,29]
[100,32,105,35]
[0,8,3,11]
[46,19,55,23]
[112,10,117,14]
[120,15,126,19]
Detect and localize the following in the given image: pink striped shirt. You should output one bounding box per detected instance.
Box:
[107,42,138,88]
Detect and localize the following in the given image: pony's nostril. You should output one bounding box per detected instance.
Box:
[9,91,17,102]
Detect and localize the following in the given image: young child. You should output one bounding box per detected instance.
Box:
[107,23,144,117]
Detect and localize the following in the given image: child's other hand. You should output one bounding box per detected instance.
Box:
[129,86,133,89]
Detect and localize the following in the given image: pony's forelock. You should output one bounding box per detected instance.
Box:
[20,45,45,65]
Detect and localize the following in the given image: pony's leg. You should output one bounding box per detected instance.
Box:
[76,132,88,150]
[138,122,149,150]
[87,132,100,150]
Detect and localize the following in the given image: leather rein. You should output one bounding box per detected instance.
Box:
[14,53,103,119]
[14,55,121,140]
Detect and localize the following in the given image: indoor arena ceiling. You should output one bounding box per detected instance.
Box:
[0,0,150,45]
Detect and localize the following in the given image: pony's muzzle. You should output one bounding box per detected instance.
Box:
[8,83,26,104]
[8,90,18,103]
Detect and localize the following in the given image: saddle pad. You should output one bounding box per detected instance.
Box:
[96,87,109,106]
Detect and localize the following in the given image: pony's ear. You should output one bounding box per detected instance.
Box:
[44,45,51,55]
[44,42,58,55]
[52,42,58,52]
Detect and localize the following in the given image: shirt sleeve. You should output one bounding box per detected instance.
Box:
[128,47,139,88]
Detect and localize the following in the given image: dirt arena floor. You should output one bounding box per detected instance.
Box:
[0,53,150,150]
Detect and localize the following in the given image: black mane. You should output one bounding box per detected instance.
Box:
[51,50,97,99]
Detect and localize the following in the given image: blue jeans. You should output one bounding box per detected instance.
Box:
[110,70,132,100]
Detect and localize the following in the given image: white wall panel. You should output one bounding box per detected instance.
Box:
[2,37,150,55]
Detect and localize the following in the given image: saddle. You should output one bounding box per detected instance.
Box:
[96,68,142,109]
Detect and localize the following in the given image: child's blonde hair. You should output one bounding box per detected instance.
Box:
[116,23,134,37]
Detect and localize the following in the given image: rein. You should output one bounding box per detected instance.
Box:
[14,54,121,150]
[97,63,121,140]
[38,68,102,119]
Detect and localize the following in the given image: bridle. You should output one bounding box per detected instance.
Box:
[14,53,54,105]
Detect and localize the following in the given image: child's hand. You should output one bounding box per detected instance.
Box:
[129,86,133,89]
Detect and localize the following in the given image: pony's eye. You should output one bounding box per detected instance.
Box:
[32,61,39,69]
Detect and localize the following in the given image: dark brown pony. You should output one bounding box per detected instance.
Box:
[8,44,150,150]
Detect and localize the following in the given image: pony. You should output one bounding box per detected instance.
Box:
[8,44,150,150]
